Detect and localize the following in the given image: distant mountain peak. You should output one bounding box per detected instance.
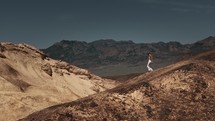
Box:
[194,36,215,47]
[206,36,215,39]
[89,39,135,45]
[89,39,116,45]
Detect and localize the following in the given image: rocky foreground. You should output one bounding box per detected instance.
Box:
[0,43,117,121]
[20,50,215,120]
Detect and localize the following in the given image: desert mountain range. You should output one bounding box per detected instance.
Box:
[20,49,215,121]
[0,37,214,121]
[42,36,215,77]
[0,43,117,121]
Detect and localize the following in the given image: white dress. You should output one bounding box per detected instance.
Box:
[147,59,153,71]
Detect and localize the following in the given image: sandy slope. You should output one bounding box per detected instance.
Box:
[20,50,215,121]
[0,43,117,121]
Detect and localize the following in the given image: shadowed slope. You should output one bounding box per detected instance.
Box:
[0,63,31,92]
[20,50,215,121]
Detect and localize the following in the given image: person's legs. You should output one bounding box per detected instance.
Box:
[147,60,153,71]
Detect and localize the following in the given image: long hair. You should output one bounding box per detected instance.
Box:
[147,52,153,60]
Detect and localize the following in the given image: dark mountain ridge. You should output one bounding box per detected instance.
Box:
[42,36,215,76]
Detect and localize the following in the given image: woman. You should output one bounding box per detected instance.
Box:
[147,52,153,72]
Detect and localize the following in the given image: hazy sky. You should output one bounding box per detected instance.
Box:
[0,0,215,48]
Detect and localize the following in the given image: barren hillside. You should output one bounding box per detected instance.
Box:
[20,50,215,121]
[0,42,117,121]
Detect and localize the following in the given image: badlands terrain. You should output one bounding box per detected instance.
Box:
[20,50,215,120]
[0,43,117,121]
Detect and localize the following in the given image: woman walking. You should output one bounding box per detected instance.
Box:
[147,52,153,72]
